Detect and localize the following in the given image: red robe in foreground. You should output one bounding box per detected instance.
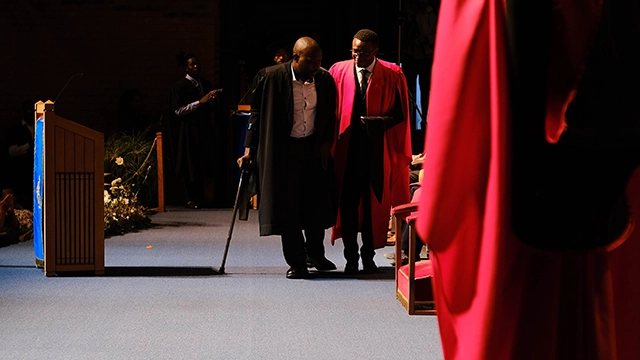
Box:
[329,59,412,249]
[416,0,640,359]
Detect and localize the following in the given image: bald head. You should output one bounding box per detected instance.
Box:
[293,36,320,57]
[292,36,322,82]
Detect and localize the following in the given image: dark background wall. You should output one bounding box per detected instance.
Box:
[0,0,408,207]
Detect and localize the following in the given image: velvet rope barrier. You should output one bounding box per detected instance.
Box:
[155,132,165,213]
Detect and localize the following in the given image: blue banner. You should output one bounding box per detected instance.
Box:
[33,116,44,266]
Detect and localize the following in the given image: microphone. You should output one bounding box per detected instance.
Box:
[54,73,84,103]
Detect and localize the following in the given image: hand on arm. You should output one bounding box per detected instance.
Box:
[411,153,425,166]
[0,192,14,212]
[237,147,254,171]
[199,89,223,104]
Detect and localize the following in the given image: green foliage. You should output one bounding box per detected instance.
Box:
[103,132,157,236]
[104,132,157,207]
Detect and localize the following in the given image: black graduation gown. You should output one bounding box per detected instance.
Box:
[244,61,337,236]
[169,77,215,182]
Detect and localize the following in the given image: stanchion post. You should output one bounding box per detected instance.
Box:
[155,132,165,213]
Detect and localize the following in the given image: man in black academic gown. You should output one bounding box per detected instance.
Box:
[169,52,221,209]
[238,37,338,279]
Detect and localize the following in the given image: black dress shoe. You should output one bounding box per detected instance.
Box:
[186,201,199,209]
[286,267,309,279]
[306,257,337,271]
[362,259,378,273]
[344,262,359,275]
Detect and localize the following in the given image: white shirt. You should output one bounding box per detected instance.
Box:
[174,74,202,116]
[355,58,376,88]
[290,65,317,138]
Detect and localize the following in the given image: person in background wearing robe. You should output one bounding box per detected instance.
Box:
[169,52,221,209]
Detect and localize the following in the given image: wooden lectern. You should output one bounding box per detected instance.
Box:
[35,100,105,276]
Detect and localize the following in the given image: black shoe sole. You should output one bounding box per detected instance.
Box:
[286,269,309,279]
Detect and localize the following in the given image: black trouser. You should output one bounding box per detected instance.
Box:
[281,228,325,269]
[400,221,424,262]
[280,135,326,269]
[402,57,433,129]
[340,125,375,264]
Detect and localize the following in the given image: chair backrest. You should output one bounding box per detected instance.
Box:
[411,187,422,204]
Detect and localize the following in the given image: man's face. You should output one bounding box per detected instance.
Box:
[274,48,291,64]
[293,47,322,80]
[185,57,200,78]
[351,38,378,68]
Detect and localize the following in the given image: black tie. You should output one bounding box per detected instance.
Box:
[360,69,369,97]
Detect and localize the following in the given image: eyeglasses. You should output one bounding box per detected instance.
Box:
[351,49,374,57]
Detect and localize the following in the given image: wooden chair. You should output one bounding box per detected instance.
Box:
[392,185,436,315]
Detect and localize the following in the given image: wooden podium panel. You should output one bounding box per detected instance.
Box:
[36,100,104,276]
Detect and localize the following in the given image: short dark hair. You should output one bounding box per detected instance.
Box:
[353,29,379,47]
[175,51,196,67]
[273,46,290,55]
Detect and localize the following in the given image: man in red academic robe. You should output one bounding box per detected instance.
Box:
[329,29,412,274]
[416,0,640,359]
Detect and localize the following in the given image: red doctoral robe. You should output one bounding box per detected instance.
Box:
[329,59,412,249]
[416,0,640,359]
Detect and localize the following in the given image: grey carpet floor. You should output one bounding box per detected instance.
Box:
[0,207,444,360]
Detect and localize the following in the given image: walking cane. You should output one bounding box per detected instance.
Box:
[219,169,250,274]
